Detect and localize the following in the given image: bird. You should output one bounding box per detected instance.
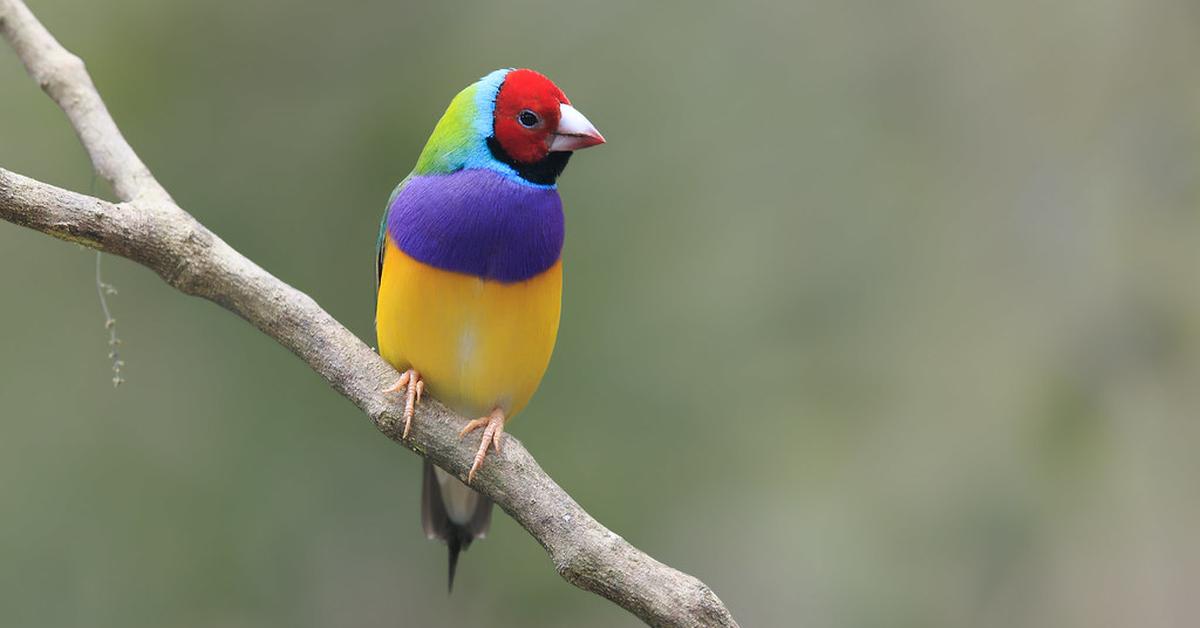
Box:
[374,68,604,590]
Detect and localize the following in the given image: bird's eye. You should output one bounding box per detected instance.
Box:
[518,110,540,128]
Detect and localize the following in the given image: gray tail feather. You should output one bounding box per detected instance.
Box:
[421,459,493,592]
[445,530,463,593]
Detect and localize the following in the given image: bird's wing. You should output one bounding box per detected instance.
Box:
[376,175,413,297]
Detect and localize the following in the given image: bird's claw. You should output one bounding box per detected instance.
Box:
[459,408,506,483]
[384,369,423,438]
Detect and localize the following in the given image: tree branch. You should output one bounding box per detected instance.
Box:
[0,1,738,626]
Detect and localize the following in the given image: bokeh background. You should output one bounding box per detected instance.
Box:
[2,1,1199,626]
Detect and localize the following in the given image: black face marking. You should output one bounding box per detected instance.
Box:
[487,136,572,185]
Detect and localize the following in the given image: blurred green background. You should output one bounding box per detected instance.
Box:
[3,1,1199,626]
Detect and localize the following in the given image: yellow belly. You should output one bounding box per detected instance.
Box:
[375,237,562,419]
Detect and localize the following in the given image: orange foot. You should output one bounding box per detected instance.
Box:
[458,407,506,483]
[384,369,424,438]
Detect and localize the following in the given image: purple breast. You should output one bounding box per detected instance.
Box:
[387,169,565,283]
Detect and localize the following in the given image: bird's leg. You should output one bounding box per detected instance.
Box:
[458,407,506,484]
[384,368,424,438]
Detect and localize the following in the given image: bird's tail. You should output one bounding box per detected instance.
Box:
[421,459,493,591]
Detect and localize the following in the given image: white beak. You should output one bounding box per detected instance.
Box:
[549,103,606,152]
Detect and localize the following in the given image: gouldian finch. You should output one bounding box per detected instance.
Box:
[374,68,604,589]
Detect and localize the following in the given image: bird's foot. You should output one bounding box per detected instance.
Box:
[384,369,424,438]
[458,407,506,484]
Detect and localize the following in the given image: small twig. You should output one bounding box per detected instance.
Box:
[88,172,124,387]
[94,251,123,387]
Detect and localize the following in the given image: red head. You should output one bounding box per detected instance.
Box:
[492,69,605,165]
